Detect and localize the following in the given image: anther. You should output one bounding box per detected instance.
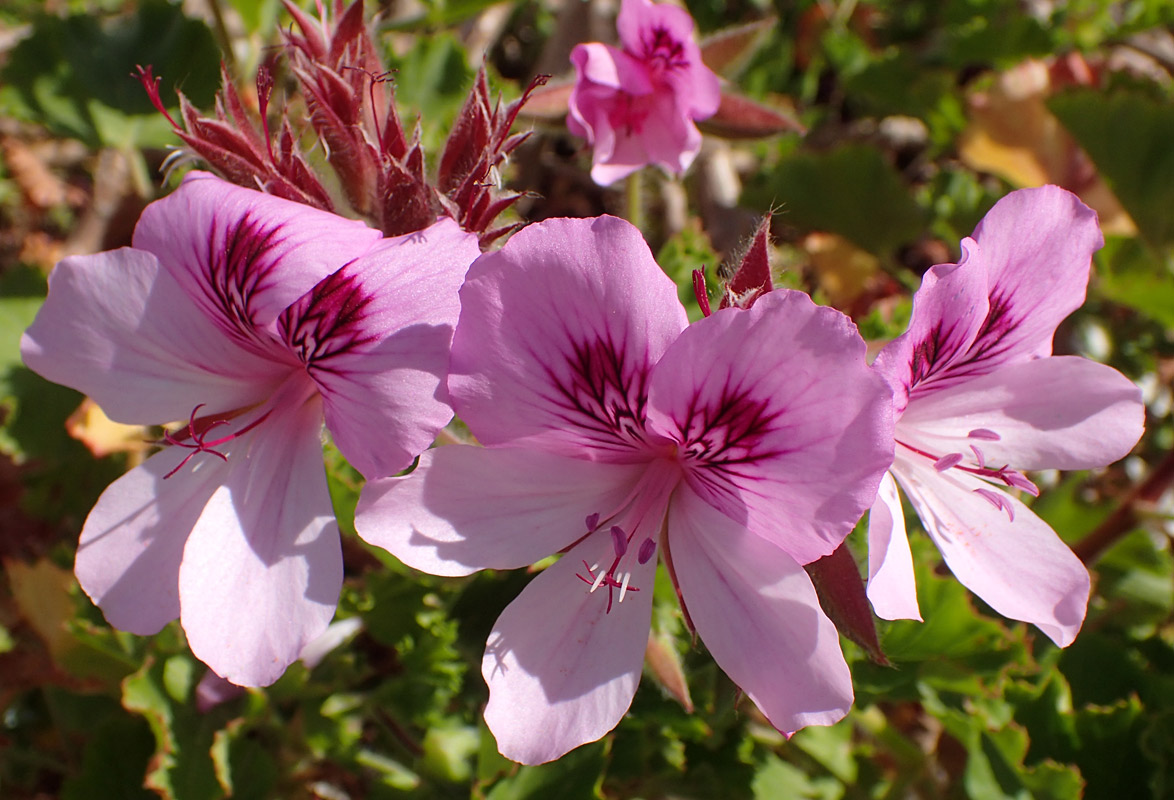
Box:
[1001,470,1040,497]
[968,428,1001,441]
[934,453,964,472]
[619,572,632,602]
[590,569,608,593]
[585,512,600,531]
[970,445,986,469]
[637,538,657,564]
[974,487,1015,521]
[610,526,628,557]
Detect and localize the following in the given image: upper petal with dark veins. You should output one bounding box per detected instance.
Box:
[279,219,480,478]
[133,172,381,347]
[874,186,1103,406]
[646,289,894,565]
[448,215,688,462]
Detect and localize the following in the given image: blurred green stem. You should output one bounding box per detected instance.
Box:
[206,0,236,72]
[626,171,644,235]
[1073,447,1174,564]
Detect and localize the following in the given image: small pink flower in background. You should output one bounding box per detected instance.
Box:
[355,215,894,764]
[568,0,721,185]
[866,186,1145,646]
[21,172,479,687]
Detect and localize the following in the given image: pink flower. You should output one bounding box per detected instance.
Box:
[568,0,721,185]
[865,186,1145,646]
[355,215,893,763]
[21,172,479,686]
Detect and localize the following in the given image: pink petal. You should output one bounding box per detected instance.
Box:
[449,216,688,460]
[482,530,657,764]
[195,670,246,712]
[355,444,644,576]
[865,471,921,621]
[899,356,1144,471]
[178,394,342,686]
[21,248,284,425]
[646,289,894,564]
[282,219,480,478]
[615,0,718,119]
[667,488,853,732]
[617,0,694,56]
[75,444,230,635]
[872,239,989,410]
[636,91,704,176]
[133,171,381,331]
[876,187,1103,404]
[570,43,652,94]
[970,186,1102,363]
[893,454,1089,646]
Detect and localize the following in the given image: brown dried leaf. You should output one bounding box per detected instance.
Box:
[959,58,1136,235]
[804,232,881,309]
[644,631,693,712]
[66,398,150,460]
[697,92,805,140]
[699,17,776,77]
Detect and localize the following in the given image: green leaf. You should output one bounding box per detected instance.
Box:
[121,656,222,800]
[224,0,282,35]
[421,723,479,783]
[791,722,857,784]
[1093,235,1174,328]
[747,144,924,255]
[210,720,278,800]
[60,714,156,800]
[385,33,475,150]
[751,754,842,800]
[879,564,1019,663]
[0,1,220,147]
[656,222,720,322]
[483,740,607,800]
[1049,89,1174,250]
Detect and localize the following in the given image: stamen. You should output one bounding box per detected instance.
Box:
[590,569,608,593]
[610,525,628,557]
[585,512,600,531]
[968,428,1001,441]
[158,404,271,479]
[974,487,1015,521]
[575,560,596,585]
[619,572,631,602]
[1001,470,1040,497]
[638,537,657,564]
[934,453,964,472]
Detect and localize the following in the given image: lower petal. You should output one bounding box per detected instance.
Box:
[668,489,853,733]
[899,356,1144,471]
[895,456,1089,647]
[866,472,922,621]
[356,445,643,576]
[483,530,656,764]
[178,397,342,686]
[75,445,228,635]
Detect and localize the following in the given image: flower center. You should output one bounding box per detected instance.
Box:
[897,427,1038,520]
[643,26,688,76]
[572,458,681,612]
[156,374,317,479]
[157,403,270,479]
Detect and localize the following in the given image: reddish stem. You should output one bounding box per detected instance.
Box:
[1073,447,1174,564]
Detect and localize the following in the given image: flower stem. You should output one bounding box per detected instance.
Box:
[625,170,644,234]
[1072,447,1174,564]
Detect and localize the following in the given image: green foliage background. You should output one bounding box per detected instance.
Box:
[1,0,1173,798]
